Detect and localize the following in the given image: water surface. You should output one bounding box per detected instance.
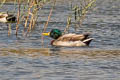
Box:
[0,0,120,80]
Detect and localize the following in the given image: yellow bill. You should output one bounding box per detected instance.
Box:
[42,32,50,36]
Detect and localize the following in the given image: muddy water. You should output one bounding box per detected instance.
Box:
[0,0,120,80]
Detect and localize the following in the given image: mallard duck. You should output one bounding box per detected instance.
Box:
[0,12,16,23]
[42,29,94,47]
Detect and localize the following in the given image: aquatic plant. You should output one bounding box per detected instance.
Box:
[0,0,51,36]
[69,0,96,30]
[0,0,96,37]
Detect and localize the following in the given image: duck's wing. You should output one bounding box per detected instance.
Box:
[53,38,94,46]
[57,33,90,41]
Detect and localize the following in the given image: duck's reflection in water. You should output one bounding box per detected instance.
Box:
[0,48,120,59]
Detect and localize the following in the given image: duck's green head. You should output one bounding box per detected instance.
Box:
[42,29,62,39]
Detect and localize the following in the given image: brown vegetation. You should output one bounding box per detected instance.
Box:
[0,0,96,36]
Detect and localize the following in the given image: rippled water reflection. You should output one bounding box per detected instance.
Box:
[0,48,120,80]
[0,0,120,80]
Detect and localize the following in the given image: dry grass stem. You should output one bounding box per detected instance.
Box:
[16,0,21,36]
[41,0,56,47]
[8,24,11,36]
[64,16,71,33]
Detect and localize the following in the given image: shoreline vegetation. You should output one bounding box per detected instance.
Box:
[0,0,96,45]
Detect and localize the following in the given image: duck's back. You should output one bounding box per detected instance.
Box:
[57,33,89,41]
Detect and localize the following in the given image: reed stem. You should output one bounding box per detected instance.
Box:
[16,0,21,36]
[41,0,56,47]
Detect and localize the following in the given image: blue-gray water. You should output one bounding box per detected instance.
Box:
[0,0,120,80]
